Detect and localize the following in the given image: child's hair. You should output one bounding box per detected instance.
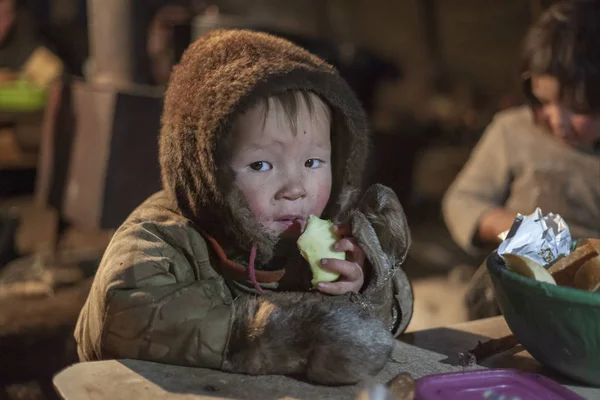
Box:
[219,89,335,165]
[521,0,600,114]
[254,90,332,135]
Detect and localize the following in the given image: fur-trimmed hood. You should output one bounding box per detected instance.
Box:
[159,29,371,263]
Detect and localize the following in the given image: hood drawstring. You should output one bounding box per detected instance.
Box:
[248,244,264,294]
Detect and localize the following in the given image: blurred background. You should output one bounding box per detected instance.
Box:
[0,0,558,398]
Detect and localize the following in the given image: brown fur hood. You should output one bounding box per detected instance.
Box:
[159,29,371,263]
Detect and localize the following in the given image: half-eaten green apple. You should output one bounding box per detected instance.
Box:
[297,215,346,287]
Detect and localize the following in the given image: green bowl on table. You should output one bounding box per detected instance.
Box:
[487,251,600,386]
[0,80,47,112]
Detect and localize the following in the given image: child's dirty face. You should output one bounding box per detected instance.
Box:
[229,95,332,238]
[531,74,600,148]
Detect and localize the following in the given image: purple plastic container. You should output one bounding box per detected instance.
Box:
[415,369,584,400]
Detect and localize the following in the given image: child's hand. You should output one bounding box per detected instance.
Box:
[316,223,366,295]
[478,208,517,244]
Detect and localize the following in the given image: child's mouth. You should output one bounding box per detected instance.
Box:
[275,216,306,233]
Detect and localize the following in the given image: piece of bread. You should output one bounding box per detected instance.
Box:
[572,255,600,292]
[548,240,599,286]
[587,238,600,254]
[19,46,64,89]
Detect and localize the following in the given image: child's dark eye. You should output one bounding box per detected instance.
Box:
[249,161,272,171]
[305,159,323,169]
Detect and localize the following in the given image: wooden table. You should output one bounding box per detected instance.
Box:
[53,316,598,399]
[402,316,560,374]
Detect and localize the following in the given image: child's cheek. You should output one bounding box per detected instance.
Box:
[240,186,268,222]
[572,115,600,142]
[315,182,332,215]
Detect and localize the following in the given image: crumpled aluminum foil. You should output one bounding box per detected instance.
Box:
[497,207,572,267]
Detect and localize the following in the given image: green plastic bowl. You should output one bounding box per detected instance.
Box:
[487,251,600,386]
[0,80,47,112]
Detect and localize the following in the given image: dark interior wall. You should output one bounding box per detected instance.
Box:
[207,0,549,111]
[28,0,559,101]
[209,0,558,108]
[351,0,560,104]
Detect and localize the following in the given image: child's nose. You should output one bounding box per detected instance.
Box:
[275,181,307,201]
